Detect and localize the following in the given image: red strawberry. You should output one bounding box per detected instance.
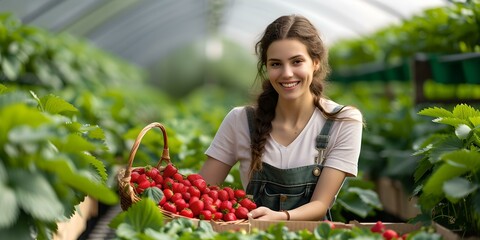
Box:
[173,173,184,182]
[138,180,151,190]
[130,171,140,182]
[189,196,200,205]
[170,192,183,202]
[163,188,174,200]
[213,211,223,221]
[172,182,185,194]
[192,179,207,193]
[188,186,201,198]
[239,198,256,211]
[219,200,233,213]
[218,190,229,201]
[158,195,167,206]
[162,201,177,213]
[223,187,235,200]
[187,173,203,183]
[174,198,188,211]
[190,199,205,216]
[208,190,218,201]
[371,221,385,233]
[383,229,399,240]
[223,212,237,222]
[163,177,175,190]
[137,174,148,184]
[199,210,212,220]
[234,206,249,219]
[323,220,335,229]
[153,174,164,185]
[205,203,217,213]
[146,167,160,179]
[163,164,178,178]
[234,189,246,199]
[179,208,194,218]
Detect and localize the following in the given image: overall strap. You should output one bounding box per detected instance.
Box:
[315,105,345,163]
[245,106,256,142]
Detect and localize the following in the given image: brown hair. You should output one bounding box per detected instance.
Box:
[249,14,337,176]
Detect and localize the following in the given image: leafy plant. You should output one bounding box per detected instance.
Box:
[412,103,480,237]
[0,86,118,239]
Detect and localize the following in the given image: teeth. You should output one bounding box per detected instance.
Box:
[281,82,298,88]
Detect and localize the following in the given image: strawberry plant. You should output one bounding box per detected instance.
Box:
[0,86,118,239]
[413,103,480,237]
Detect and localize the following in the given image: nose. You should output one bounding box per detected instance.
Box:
[282,65,293,78]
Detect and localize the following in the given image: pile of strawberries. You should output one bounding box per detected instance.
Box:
[371,221,405,240]
[129,163,257,221]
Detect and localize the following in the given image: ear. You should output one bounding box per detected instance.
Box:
[313,59,320,72]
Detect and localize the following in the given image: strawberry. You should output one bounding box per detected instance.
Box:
[172,182,185,194]
[223,212,237,222]
[179,208,194,218]
[192,179,207,193]
[174,198,188,211]
[188,186,201,198]
[234,189,246,199]
[239,198,257,211]
[182,179,192,187]
[208,190,218,201]
[223,187,235,200]
[163,164,178,178]
[138,180,151,190]
[220,200,233,213]
[323,220,335,229]
[162,201,177,213]
[383,229,399,240]
[130,171,140,182]
[146,167,160,179]
[153,174,163,185]
[170,192,183,202]
[199,210,212,220]
[187,173,203,183]
[213,211,223,221]
[163,188,174,200]
[137,174,148,184]
[234,206,249,219]
[190,199,205,216]
[158,195,167,206]
[173,173,184,182]
[371,221,385,233]
[189,196,200,205]
[163,177,175,190]
[205,203,217,213]
[218,189,229,201]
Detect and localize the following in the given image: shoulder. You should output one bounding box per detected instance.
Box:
[321,98,363,122]
[223,106,250,122]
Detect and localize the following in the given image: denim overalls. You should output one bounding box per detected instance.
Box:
[244,105,344,219]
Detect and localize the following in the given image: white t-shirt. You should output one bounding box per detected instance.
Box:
[205,99,363,190]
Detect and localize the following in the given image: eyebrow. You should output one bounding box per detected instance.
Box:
[267,54,304,62]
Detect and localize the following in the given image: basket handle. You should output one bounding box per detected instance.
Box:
[124,122,170,178]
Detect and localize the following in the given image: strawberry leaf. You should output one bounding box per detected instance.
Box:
[418,106,454,118]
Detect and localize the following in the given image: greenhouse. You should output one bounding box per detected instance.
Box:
[1,0,479,239]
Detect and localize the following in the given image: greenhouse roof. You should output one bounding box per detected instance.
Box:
[1,0,449,68]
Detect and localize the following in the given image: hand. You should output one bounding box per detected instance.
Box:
[248,206,288,220]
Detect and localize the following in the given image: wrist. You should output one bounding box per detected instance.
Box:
[281,210,290,221]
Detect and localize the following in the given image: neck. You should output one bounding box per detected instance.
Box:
[276,95,316,125]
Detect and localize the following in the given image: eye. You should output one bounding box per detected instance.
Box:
[292,59,304,65]
[269,62,281,68]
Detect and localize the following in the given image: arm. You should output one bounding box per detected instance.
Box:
[248,167,346,221]
[199,156,233,186]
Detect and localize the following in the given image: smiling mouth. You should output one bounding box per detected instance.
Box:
[280,82,300,88]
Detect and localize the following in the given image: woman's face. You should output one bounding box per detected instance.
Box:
[266,39,318,101]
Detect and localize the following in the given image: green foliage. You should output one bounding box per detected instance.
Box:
[0,87,118,239]
[413,103,480,237]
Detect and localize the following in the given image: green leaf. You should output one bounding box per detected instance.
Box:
[452,104,480,120]
[37,159,118,205]
[428,135,463,163]
[418,107,453,118]
[81,124,106,140]
[0,183,19,228]
[337,193,372,218]
[40,94,78,115]
[57,134,97,152]
[348,187,383,208]
[313,222,332,239]
[443,177,478,203]
[423,150,480,197]
[83,153,108,182]
[434,117,469,127]
[10,170,64,221]
[115,223,139,239]
[470,116,480,126]
[124,198,163,232]
[1,55,19,80]
[142,187,164,204]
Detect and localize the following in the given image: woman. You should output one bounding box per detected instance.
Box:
[199,14,363,221]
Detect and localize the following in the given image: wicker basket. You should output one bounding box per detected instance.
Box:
[117,122,249,228]
[117,122,170,211]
